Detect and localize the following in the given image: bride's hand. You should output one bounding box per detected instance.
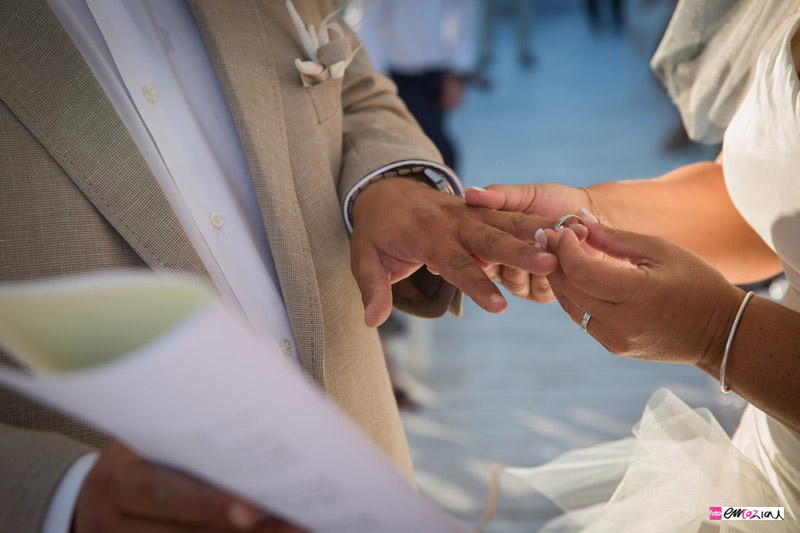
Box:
[481,223,588,302]
[545,223,743,366]
[466,183,601,302]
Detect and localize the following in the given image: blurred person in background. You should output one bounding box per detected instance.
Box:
[584,0,625,32]
[358,0,480,171]
[626,0,691,151]
[478,0,537,70]
[358,0,481,408]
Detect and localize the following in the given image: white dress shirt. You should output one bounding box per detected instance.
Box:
[45,0,300,530]
[356,0,479,76]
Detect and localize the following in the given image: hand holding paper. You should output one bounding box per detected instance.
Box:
[74,442,287,531]
[0,274,468,533]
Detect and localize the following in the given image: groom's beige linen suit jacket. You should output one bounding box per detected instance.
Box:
[0,1,460,530]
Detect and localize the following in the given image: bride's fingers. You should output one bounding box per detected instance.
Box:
[550,269,640,355]
[547,267,581,321]
[584,222,667,265]
[555,228,643,303]
[464,184,536,212]
[550,268,614,316]
[548,282,601,335]
[494,266,530,298]
[540,225,588,257]
[494,267,554,302]
[526,274,555,303]
[548,273,608,340]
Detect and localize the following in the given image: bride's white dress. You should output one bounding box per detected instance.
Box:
[507,390,796,532]
[505,3,800,531]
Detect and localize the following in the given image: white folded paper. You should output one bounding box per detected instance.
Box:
[0,273,467,532]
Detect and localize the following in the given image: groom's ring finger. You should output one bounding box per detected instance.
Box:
[458,222,552,274]
[480,210,552,242]
[431,247,507,312]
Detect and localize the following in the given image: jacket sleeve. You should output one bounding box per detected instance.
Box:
[0,423,90,532]
[336,25,463,318]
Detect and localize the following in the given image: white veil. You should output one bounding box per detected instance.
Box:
[651,0,800,144]
[503,389,798,532]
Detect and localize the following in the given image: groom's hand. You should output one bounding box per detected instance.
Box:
[465,183,598,303]
[74,442,305,532]
[350,176,557,327]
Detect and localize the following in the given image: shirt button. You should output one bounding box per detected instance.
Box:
[209,212,225,229]
[280,338,293,356]
[142,85,158,103]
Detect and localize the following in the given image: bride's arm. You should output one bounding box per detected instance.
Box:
[467,160,783,286]
[544,224,800,433]
[588,161,782,284]
[698,294,800,433]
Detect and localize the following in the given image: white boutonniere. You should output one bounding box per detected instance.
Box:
[286,0,362,87]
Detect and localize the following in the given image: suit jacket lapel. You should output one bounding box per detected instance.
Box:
[189,0,326,388]
[0,0,210,286]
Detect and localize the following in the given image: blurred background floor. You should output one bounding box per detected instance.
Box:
[389,2,745,530]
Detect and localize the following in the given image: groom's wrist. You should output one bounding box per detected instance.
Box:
[351,175,440,231]
[342,161,463,234]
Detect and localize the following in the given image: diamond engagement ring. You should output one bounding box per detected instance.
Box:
[580,312,591,332]
[553,214,584,231]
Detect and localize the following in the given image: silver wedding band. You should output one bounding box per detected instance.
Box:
[580,312,591,333]
[553,213,584,231]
